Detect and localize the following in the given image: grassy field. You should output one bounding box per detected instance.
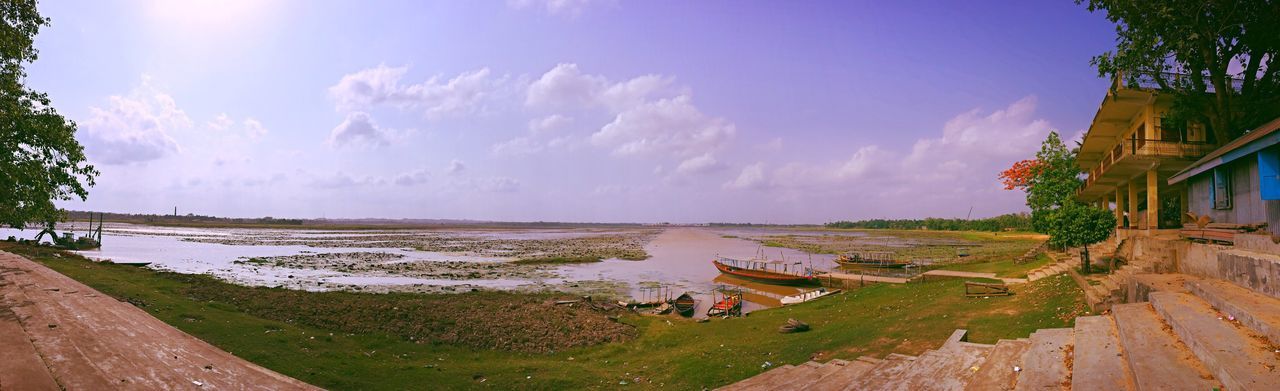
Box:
[2,243,1086,390]
[941,253,1053,279]
[756,229,1050,278]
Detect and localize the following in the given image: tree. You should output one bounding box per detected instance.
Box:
[1046,201,1117,274]
[0,0,97,229]
[1001,132,1081,233]
[1080,0,1280,143]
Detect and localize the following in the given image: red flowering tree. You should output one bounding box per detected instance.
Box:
[998,159,1044,191]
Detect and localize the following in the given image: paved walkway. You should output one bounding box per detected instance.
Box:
[918,270,1028,284]
[0,250,317,390]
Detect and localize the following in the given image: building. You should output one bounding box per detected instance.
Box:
[1076,75,1225,230]
[1167,116,1280,238]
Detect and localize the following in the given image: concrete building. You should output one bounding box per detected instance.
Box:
[1076,75,1224,230]
[1168,116,1280,238]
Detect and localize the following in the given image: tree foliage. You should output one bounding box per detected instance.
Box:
[1080,0,1280,142]
[825,213,1032,232]
[1003,132,1114,253]
[0,0,97,229]
[1045,201,1116,249]
[1014,132,1082,232]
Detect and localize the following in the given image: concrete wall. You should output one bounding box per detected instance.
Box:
[1118,233,1280,299]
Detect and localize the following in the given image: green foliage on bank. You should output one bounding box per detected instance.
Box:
[825,213,1032,232]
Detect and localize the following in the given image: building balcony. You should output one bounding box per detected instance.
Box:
[1079,138,1216,199]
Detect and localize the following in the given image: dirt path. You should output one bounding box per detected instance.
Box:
[0,250,318,390]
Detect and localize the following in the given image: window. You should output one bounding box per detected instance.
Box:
[1212,166,1232,209]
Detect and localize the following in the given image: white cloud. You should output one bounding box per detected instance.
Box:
[446,159,467,174]
[311,172,383,189]
[393,168,431,186]
[529,114,573,133]
[720,96,1052,217]
[451,176,520,193]
[329,65,505,119]
[526,63,674,110]
[723,162,767,190]
[590,95,735,157]
[80,75,191,165]
[674,153,723,175]
[507,0,604,18]
[243,118,268,138]
[207,114,267,140]
[328,112,399,148]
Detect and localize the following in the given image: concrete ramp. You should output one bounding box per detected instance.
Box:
[0,250,317,390]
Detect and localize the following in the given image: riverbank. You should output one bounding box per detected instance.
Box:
[2,242,1087,389]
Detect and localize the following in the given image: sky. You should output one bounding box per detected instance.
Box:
[30,0,1119,224]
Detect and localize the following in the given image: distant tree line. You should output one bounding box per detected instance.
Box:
[824,213,1032,232]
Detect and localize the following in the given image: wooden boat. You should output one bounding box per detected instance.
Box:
[673,292,697,317]
[834,252,913,268]
[706,294,742,317]
[780,288,840,306]
[712,257,819,285]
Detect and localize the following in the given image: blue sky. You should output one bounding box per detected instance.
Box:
[33,0,1118,223]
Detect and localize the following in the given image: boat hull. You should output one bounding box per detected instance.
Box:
[712,260,819,286]
[673,293,696,317]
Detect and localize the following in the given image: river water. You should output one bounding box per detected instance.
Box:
[1,224,892,315]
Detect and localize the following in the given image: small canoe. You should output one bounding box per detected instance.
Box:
[673,292,697,317]
[706,295,741,317]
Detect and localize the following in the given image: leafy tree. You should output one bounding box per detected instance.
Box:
[1046,201,1117,274]
[0,0,97,229]
[1080,0,1280,142]
[1003,132,1082,233]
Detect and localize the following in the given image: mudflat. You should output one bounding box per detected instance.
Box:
[0,250,317,390]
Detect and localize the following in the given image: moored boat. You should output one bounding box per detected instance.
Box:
[712,257,819,285]
[834,252,913,268]
[706,294,742,317]
[673,292,697,317]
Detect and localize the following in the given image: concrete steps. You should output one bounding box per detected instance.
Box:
[720,270,1280,391]
[1149,291,1280,391]
[798,359,876,391]
[1111,303,1220,390]
[1184,277,1280,346]
[1069,316,1134,390]
[1013,328,1072,390]
[965,339,1028,391]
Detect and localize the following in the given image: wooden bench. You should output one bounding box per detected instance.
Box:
[965,281,1011,297]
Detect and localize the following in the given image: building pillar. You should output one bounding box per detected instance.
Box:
[1147,170,1160,230]
[1115,188,1126,227]
[1179,186,1190,225]
[1128,180,1140,229]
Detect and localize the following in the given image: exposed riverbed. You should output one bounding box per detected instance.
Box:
[1,223,979,315]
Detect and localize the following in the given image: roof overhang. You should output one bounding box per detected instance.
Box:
[1168,116,1280,184]
[1077,88,1156,169]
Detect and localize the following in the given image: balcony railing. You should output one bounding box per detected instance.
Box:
[1082,139,1215,190]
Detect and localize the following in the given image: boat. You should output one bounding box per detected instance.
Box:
[712,257,819,285]
[834,252,913,268]
[706,293,742,317]
[673,292,697,316]
[780,288,840,305]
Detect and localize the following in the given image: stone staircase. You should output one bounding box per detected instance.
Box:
[1024,251,1078,282]
[718,273,1280,391]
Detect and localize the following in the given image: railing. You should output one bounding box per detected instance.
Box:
[1082,139,1215,191]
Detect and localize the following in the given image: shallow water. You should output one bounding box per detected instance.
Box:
[0,224,924,315]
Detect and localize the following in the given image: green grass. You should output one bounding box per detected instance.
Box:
[3,243,1087,390]
[941,253,1052,279]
